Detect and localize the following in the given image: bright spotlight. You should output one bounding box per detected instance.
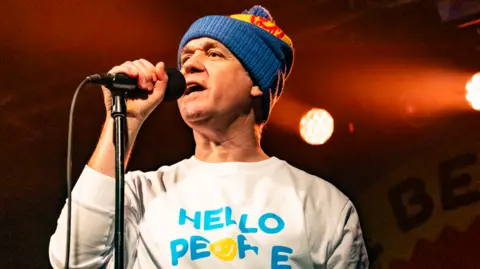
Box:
[299,108,334,145]
[466,72,480,110]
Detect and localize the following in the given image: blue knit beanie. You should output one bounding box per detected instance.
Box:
[178,5,294,122]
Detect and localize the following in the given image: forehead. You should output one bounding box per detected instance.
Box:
[181,37,229,54]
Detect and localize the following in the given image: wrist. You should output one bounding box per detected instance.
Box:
[103,116,143,144]
[104,115,143,129]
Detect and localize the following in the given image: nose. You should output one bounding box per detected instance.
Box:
[181,51,206,75]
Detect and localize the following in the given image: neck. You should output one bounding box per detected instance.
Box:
[192,114,268,163]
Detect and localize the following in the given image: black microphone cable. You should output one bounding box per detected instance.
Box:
[64,76,95,269]
[62,70,184,269]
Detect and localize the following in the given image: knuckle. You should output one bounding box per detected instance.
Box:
[108,66,119,73]
[120,62,134,71]
[141,59,153,67]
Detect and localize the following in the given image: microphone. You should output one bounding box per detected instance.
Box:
[86,67,186,101]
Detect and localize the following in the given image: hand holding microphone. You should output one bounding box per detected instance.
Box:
[92,59,185,123]
[79,58,185,181]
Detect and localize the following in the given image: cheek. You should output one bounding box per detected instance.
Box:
[211,69,252,106]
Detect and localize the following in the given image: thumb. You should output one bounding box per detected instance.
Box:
[152,61,168,99]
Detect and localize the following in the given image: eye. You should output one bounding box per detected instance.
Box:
[181,55,191,65]
[208,50,223,58]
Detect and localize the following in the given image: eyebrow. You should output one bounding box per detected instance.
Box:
[181,40,221,56]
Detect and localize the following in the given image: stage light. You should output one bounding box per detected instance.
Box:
[466,72,480,110]
[299,108,334,145]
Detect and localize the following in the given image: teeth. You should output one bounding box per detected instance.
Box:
[186,83,204,93]
[185,83,203,95]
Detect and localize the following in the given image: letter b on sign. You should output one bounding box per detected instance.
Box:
[388,177,434,232]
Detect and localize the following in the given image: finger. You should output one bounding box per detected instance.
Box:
[109,62,138,78]
[155,61,167,82]
[138,59,157,83]
[132,60,153,91]
[137,58,155,70]
[152,62,168,100]
[138,59,158,85]
[124,61,148,91]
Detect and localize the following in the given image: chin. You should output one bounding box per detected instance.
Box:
[180,105,211,125]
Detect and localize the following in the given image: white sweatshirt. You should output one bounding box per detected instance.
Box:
[49,156,369,269]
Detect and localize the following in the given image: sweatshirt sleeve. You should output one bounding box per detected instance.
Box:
[323,200,369,269]
[49,165,142,269]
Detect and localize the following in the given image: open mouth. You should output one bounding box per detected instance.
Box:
[185,83,206,95]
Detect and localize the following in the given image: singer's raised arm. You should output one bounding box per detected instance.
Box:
[49,58,170,268]
[48,117,146,268]
[87,116,143,178]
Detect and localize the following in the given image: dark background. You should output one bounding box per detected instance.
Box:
[1,0,479,268]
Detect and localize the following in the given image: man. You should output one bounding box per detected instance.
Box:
[49,5,369,269]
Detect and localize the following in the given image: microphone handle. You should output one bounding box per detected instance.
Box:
[86,67,186,101]
[110,73,138,91]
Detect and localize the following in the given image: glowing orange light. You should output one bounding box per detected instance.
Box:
[299,108,334,145]
[466,73,480,110]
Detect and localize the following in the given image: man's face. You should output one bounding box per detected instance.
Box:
[178,37,262,127]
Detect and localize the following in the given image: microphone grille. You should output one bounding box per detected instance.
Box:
[164,68,186,101]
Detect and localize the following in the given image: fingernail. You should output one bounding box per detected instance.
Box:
[130,68,137,75]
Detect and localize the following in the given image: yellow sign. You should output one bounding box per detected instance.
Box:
[358,134,480,268]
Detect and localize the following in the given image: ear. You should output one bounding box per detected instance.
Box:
[250,86,263,97]
[250,86,265,124]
